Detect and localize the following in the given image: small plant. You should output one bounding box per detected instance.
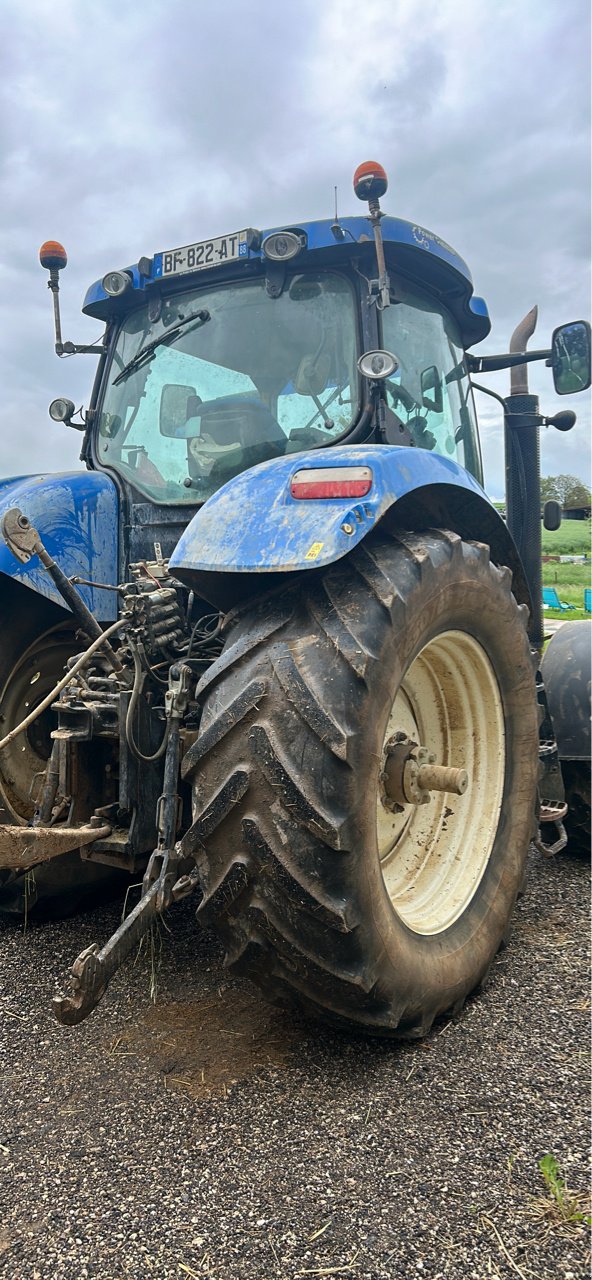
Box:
[537,1155,591,1228]
[147,918,164,1003]
[133,913,165,1003]
[22,869,36,932]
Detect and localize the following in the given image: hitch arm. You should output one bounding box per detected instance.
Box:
[52,840,200,1026]
[53,662,197,1026]
[52,878,164,1025]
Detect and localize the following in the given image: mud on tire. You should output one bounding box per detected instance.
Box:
[184,529,538,1036]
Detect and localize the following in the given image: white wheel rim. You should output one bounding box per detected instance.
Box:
[377,630,505,935]
[0,627,74,823]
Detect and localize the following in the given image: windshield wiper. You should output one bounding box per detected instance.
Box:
[113,309,211,386]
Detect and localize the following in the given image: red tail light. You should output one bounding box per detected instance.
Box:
[290,466,373,500]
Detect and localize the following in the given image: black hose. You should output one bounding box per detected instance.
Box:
[125,646,169,763]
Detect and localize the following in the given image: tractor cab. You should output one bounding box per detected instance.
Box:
[92,261,484,508]
[67,163,493,516]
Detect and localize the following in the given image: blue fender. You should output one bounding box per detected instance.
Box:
[0,475,30,497]
[0,472,119,621]
[170,446,528,609]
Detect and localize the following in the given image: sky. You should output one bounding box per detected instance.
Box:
[1,0,590,501]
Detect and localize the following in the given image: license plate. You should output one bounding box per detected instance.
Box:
[159,230,249,278]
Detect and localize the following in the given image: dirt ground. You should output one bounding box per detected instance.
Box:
[0,844,590,1279]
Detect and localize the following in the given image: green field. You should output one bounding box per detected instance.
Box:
[541,519,591,620]
[541,520,591,555]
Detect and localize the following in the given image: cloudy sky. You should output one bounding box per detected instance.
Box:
[1,0,590,499]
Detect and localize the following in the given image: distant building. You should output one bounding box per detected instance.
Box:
[562,505,591,521]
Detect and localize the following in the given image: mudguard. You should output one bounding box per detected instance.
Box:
[0,472,119,621]
[170,445,529,611]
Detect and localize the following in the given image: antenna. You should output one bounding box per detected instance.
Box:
[331,184,346,242]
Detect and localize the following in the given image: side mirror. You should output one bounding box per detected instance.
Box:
[420,366,443,414]
[159,383,200,438]
[543,500,562,532]
[551,321,591,395]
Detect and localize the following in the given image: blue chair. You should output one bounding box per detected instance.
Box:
[542,587,575,611]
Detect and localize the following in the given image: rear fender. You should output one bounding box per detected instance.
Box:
[0,472,119,621]
[169,446,531,613]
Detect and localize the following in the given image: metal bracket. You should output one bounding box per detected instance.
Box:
[1,508,41,563]
[0,822,111,870]
[533,800,569,857]
[533,821,568,857]
[377,399,413,447]
[265,260,287,298]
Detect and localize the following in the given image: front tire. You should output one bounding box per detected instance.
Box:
[185,530,538,1036]
[0,585,128,919]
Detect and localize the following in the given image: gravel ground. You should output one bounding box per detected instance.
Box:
[0,846,589,1280]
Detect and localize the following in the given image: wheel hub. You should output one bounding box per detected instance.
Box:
[383,735,469,808]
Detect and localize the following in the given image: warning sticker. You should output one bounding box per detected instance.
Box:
[304,541,324,561]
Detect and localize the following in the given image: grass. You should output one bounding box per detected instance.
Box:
[541,519,591,556]
[541,521,590,621]
[542,562,590,587]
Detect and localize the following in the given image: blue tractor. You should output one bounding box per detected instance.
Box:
[0,162,589,1035]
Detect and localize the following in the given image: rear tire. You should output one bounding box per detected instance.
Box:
[561,762,590,856]
[540,621,591,856]
[185,530,538,1036]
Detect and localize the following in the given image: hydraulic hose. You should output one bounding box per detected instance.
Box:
[125,644,170,763]
[0,619,126,754]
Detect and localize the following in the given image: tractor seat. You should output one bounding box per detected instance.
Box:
[185,394,287,484]
[186,394,286,448]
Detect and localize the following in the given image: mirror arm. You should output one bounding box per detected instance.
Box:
[467,349,551,374]
[470,382,508,410]
[57,341,108,357]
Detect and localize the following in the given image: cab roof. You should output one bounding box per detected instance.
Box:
[83,214,491,347]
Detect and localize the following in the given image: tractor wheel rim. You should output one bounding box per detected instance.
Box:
[377,630,505,935]
[0,627,74,823]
